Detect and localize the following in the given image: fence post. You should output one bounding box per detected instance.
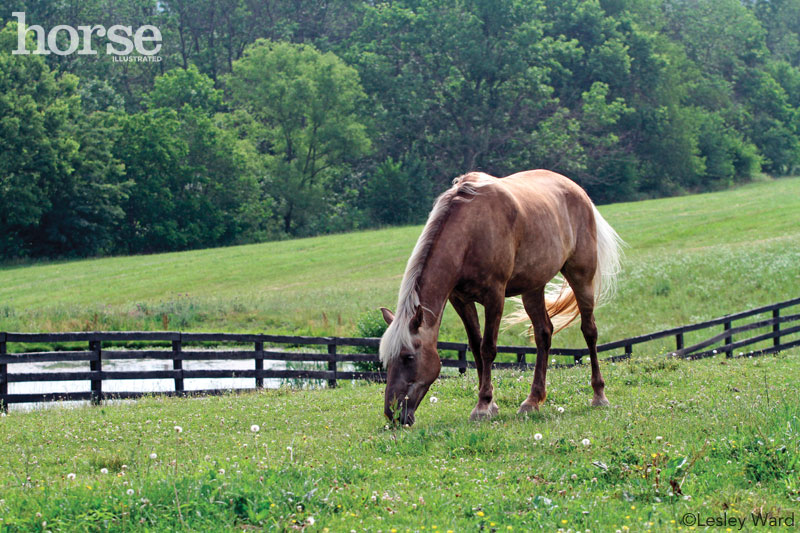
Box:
[517,351,526,368]
[255,341,264,389]
[625,343,632,359]
[773,308,781,347]
[89,339,102,406]
[1,334,7,413]
[676,332,684,352]
[172,337,184,393]
[458,349,467,374]
[724,321,732,358]
[327,344,337,388]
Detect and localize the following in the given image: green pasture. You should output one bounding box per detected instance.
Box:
[1,178,799,531]
[2,177,799,354]
[1,353,798,531]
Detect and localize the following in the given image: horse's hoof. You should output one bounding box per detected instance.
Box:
[470,402,499,421]
[591,395,610,407]
[517,400,540,415]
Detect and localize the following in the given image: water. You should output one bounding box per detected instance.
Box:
[4,353,300,412]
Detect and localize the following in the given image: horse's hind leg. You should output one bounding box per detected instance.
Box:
[562,267,609,407]
[518,288,553,414]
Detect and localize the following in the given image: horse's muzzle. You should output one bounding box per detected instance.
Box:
[385,405,416,426]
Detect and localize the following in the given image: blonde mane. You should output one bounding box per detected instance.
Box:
[379,173,495,367]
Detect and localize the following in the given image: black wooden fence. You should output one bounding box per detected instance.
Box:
[1,297,799,409]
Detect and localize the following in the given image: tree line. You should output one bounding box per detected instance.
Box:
[1,0,799,259]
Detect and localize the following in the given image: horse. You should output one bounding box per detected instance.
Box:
[378,169,623,426]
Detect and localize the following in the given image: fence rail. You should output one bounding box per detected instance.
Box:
[1,297,799,409]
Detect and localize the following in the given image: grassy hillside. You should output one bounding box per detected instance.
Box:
[1,177,799,350]
[1,353,798,530]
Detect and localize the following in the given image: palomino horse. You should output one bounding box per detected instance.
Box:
[379,169,623,425]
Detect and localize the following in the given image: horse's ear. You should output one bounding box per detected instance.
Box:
[409,305,423,332]
[380,307,395,325]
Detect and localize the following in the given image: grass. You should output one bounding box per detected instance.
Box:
[1,176,799,352]
[2,177,800,530]
[1,352,799,531]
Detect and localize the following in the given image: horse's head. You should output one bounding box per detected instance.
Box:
[379,306,441,426]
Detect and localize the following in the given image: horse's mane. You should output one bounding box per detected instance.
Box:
[379,172,496,367]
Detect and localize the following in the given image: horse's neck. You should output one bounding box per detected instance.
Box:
[416,239,462,336]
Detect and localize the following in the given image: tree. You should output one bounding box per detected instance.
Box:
[227,40,371,235]
[349,0,565,184]
[0,22,127,258]
[114,106,260,253]
[147,65,223,114]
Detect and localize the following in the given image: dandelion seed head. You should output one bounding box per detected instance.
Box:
[534,433,543,441]
[100,468,108,475]
[174,426,183,433]
[250,424,260,433]
[582,438,591,446]
[149,453,157,460]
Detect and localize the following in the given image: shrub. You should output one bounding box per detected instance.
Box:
[353,310,388,373]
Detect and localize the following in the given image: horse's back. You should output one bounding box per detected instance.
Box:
[499,169,591,208]
[492,169,596,289]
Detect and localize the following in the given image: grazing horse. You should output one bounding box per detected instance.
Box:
[379,169,623,425]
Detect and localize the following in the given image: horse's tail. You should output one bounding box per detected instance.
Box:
[591,204,624,308]
[504,204,623,335]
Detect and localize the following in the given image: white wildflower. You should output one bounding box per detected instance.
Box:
[581,438,591,446]
[100,468,108,475]
[67,473,76,480]
[250,424,260,433]
[534,433,543,441]
[174,426,183,433]
[429,396,438,404]
[149,453,157,460]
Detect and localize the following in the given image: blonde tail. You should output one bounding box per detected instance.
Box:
[504,204,623,337]
[592,204,624,307]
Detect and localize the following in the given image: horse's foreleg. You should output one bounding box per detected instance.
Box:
[518,289,553,414]
[470,291,503,421]
[449,296,483,388]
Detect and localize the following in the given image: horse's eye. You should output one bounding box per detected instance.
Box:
[402,353,415,362]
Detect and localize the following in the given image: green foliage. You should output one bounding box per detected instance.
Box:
[363,157,434,225]
[353,310,388,372]
[227,40,372,235]
[0,22,127,258]
[115,106,259,253]
[147,65,223,114]
[5,1,800,259]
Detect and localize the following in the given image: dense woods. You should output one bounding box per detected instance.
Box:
[1,0,799,259]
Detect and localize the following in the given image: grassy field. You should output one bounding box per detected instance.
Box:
[2,178,799,531]
[1,353,799,531]
[1,176,799,352]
